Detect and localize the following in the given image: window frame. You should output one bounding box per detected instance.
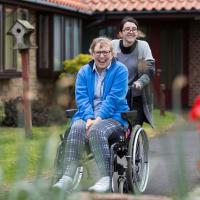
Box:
[37,13,82,79]
[37,13,54,78]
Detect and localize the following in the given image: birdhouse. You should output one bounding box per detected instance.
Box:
[7,19,36,50]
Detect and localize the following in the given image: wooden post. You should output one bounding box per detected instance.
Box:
[21,49,32,138]
[7,19,36,138]
[160,84,166,116]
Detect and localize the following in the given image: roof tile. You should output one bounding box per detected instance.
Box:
[47,0,90,12]
[46,0,200,13]
[87,0,200,12]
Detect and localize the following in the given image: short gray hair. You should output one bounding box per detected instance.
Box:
[89,37,113,54]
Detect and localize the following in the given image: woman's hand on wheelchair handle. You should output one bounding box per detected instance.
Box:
[132,81,142,90]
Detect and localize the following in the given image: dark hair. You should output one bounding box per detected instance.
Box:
[118,16,139,32]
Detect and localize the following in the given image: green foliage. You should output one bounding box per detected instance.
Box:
[144,109,177,137]
[0,125,74,200]
[0,97,66,127]
[0,100,5,125]
[59,54,91,108]
[0,126,67,184]
[61,54,91,76]
[1,97,23,127]
[153,109,177,130]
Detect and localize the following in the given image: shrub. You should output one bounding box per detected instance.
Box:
[59,54,91,108]
[1,97,49,127]
[47,105,66,125]
[60,53,91,77]
[0,100,5,125]
[1,97,66,127]
[1,97,23,127]
[31,99,49,126]
[32,100,66,126]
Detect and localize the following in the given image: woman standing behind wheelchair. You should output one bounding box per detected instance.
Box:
[53,37,129,192]
[112,16,155,127]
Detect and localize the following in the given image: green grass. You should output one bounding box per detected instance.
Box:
[0,109,178,187]
[0,125,68,186]
[144,109,178,138]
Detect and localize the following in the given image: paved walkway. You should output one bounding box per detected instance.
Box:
[145,120,200,197]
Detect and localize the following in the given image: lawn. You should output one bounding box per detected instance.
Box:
[0,125,68,186]
[144,109,178,137]
[0,109,178,192]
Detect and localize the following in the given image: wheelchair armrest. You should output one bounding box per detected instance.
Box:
[121,111,137,124]
[65,108,77,118]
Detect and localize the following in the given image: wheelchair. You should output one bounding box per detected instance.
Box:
[52,109,149,194]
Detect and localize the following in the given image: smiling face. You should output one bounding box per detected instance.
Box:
[120,21,138,46]
[92,41,113,73]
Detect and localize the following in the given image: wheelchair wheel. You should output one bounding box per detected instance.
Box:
[127,125,149,193]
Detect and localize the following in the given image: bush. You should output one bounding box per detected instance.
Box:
[47,105,66,125]
[31,99,49,126]
[1,97,49,127]
[1,97,66,127]
[32,99,66,126]
[60,53,91,77]
[59,54,91,108]
[0,100,5,125]
[1,97,23,127]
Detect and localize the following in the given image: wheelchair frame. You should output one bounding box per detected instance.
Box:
[53,109,149,194]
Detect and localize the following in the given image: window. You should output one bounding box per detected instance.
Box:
[38,14,50,70]
[0,5,29,79]
[38,14,82,78]
[53,15,62,71]
[82,24,116,52]
[99,25,117,39]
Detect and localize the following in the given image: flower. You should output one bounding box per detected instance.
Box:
[189,96,200,171]
[189,95,200,122]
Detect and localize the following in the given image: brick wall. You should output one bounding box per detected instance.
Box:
[189,21,200,105]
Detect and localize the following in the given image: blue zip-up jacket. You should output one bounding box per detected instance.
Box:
[72,58,129,126]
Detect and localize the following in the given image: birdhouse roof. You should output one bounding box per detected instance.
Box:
[15,19,35,31]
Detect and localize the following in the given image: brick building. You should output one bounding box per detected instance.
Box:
[82,0,200,108]
[0,0,88,114]
[0,0,199,116]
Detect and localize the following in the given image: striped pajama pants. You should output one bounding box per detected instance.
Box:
[63,118,124,178]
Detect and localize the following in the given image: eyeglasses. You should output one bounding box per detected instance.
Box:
[122,27,138,33]
[94,51,111,56]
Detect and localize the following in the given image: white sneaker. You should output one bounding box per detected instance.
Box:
[88,176,110,192]
[53,175,73,191]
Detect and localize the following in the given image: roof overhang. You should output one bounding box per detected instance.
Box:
[91,9,200,20]
[0,0,91,17]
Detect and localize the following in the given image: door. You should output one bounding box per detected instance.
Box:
[147,23,188,108]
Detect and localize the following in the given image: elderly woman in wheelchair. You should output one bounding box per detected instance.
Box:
[53,36,149,193]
